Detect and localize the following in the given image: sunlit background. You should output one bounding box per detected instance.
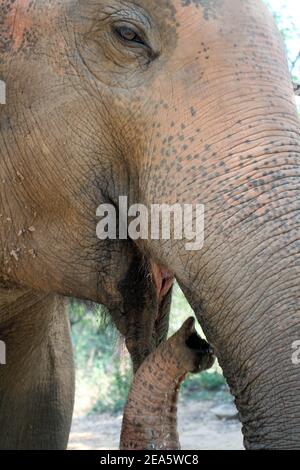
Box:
[266,0,300,109]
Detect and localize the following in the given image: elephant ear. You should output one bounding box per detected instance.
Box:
[293,81,300,96]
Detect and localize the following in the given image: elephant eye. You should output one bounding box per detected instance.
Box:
[113,25,147,47]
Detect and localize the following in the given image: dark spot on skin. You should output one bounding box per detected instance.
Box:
[181,0,220,21]
[0,0,36,56]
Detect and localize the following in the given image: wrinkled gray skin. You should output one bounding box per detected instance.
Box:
[0,244,172,449]
[0,249,172,449]
[1,0,300,450]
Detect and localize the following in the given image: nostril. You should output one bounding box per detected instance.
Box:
[185,332,212,354]
[201,342,212,355]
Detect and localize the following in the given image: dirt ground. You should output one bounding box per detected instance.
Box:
[68,399,244,450]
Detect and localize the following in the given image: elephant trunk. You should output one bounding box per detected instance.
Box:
[120,317,215,450]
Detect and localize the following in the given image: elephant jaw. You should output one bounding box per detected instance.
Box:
[120,317,215,450]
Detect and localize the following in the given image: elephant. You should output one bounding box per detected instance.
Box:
[0,241,173,449]
[120,317,215,450]
[0,0,300,450]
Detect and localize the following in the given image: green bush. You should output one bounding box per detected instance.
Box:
[181,371,226,401]
[91,364,132,415]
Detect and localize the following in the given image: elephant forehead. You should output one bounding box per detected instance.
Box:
[177,0,221,20]
[2,1,63,49]
[164,0,276,74]
[0,0,224,58]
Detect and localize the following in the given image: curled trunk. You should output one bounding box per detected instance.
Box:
[120,317,215,450]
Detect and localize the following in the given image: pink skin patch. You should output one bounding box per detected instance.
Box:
[3,0,34,52]
[151,261,174,304]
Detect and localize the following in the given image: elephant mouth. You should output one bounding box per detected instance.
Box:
[150,261,174,304]
[123,260,174,372]
[125,285,174,373]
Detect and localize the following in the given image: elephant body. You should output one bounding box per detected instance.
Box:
[0,289,74,449]
[0,258,173,449]
[1,0,300,449]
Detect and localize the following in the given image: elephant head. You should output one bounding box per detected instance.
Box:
[1,0,300,449]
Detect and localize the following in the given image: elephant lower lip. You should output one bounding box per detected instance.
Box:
[150,261,174,303]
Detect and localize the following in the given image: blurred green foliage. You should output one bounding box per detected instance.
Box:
[70,285,227,415]
[70,300,132,414]
[181,371,230,402]
[265,0,300,114]
[264,0,300,82]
